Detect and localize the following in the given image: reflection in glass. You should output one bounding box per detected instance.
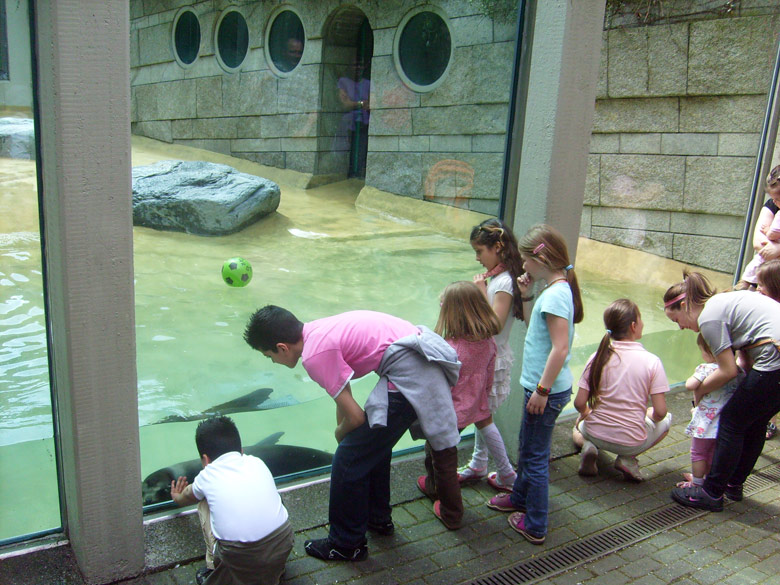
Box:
[268,10,304,73]
[174,9,200,66]
[217,10,248,70]
[398,11,451,87]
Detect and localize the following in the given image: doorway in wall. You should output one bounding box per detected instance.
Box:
[319,7,373,180]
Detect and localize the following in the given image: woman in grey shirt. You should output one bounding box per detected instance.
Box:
[663,270,780,511]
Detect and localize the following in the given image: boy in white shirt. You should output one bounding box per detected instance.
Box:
[170,416,293,585]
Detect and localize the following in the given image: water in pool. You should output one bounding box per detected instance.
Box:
[0,138,727,540]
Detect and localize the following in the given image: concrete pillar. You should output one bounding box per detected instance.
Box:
[33,1,143,582]
[510,0,605,255]
[496,0,606,459]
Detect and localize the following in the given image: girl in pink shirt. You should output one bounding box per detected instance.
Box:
[417,281,501,528]
[573,299,672,482]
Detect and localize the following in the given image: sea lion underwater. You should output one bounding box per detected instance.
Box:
[142,431,333,505]
[151,388,300,424]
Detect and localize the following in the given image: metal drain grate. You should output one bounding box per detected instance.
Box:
[470,464,780,585]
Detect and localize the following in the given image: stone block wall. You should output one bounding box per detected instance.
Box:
[129,0,515,215]
[583,3,780,273]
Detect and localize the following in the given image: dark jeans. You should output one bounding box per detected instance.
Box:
[510,388,571,537]
[704,367,780,497]
[422,441,463,528]
[329,392,417,548]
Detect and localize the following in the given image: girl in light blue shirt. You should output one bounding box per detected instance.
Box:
[486,224,583,545]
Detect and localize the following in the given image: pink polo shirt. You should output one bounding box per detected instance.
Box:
[301,311,419,398]
[578,340,669,447]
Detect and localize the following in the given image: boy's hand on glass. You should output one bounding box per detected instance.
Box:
[170,476,193,506]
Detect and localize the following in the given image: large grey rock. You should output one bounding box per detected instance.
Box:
[0,118,35,160]
[132,160,280,235]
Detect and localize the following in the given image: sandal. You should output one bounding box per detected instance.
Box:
[457,465,487,484]
[766,422,777,440]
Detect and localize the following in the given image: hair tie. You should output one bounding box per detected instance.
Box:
[606,329,612,335]
[664,292,687,308]
[565,264,573,271]
[532,242,545,255]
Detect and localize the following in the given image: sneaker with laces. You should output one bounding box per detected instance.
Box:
[486,471,516,492]
[578,441,598,477]
[304,537,368,561]
[614,455,643,482]
[507,512,545,545]
[724,483,743,501]
[670,485,723,512]
[457,465,487,483]
[486,492,525,513]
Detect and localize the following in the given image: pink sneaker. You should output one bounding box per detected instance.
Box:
[486,492,524,513]
[507,512,545,545]
[486,471,516,492]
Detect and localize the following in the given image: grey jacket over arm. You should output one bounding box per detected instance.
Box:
[364,326,461,451]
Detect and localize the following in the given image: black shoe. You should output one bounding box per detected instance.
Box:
[367,519,395,535]
[725,483,743,501]
[195,567,213,585]
[304,537,368,561]
[671,485,723,512]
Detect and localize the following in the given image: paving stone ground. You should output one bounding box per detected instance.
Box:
[5,388,780,584]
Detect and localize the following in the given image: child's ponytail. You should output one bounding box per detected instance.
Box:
[587,299,641,410]
[470,218,526,320]
[518,224,584,324]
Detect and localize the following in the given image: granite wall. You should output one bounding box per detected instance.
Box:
[582,2,780,273]
[129,0,516,215]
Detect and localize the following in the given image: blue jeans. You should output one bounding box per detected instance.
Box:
[704,367,780,497]
[328,392,417,548]
[509,388,571,537]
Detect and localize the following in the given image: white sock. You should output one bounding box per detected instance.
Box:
[469,427,489,470]
[692,476,704,486]
[481,423,515,478]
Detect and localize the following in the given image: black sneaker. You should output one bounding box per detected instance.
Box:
[725,483,743,501]
[671,485,723,512]
[367,519,395,535]
[195,567,213,585]
[304,537,368,561]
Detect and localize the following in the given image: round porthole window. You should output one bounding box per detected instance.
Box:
[394,7,453,92]
[215,8,249,72]
[172,8,201,67]
[266,8,305,76]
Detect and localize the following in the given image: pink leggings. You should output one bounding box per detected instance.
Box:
[690,437,716,464]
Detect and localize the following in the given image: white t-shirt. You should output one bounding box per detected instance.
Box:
[192,452,288,542]
[698,291,780,372]
[487,271,514,356]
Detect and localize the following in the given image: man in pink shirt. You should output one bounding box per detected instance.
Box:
[244,305,460,562]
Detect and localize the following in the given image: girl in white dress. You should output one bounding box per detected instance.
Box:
[458,218,525,491]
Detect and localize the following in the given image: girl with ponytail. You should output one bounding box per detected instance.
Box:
[573,299,672,481]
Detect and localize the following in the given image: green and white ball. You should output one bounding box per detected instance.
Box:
[221,257,253,287]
